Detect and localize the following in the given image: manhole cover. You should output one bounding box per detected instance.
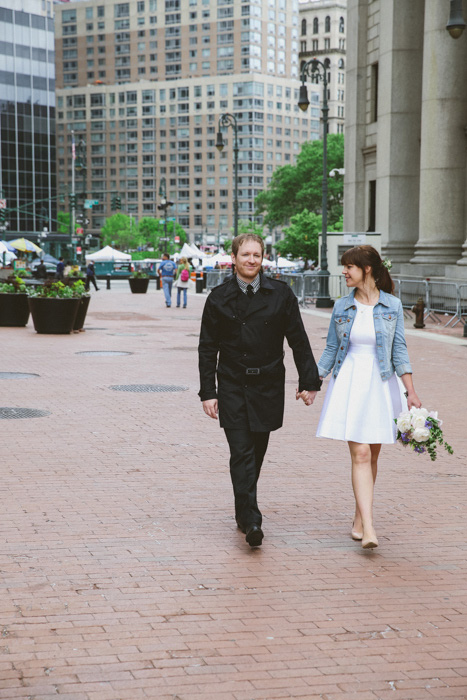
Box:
[110,384,189,393]
[0,407,51,419]
[0,372,39,380]
[108,333,148,337]
[76,351,132,356]
[83,327,108,330]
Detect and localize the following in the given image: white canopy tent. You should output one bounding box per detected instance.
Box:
[85,245,131,262]
[272,257,297,268]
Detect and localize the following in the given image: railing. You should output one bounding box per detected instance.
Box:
[203,270,467,327]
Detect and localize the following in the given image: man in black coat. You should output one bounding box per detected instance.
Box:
[198,234,322,547]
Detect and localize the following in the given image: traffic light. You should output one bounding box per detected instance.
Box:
[69,194,77,208]
[111,193,121,210]
[0,208,6,223]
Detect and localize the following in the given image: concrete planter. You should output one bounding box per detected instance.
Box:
[129,278,150,294]
[28,297,80,334]
[0,293,30,327]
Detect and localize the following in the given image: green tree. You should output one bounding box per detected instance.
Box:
[255,134,344,229]
[101,213,141,250]
[223,218,265,253]
[274,209,321,269]
[137,217,187,256]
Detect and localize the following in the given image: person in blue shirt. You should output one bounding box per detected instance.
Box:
[56,257,65,281]
[158,253,177,307]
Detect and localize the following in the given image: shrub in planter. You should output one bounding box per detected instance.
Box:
[129,270,150,294]
[0,276,30,327]
[28,281,81,334]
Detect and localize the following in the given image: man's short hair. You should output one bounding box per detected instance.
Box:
[162,253,169,259]
[231,233,264,257]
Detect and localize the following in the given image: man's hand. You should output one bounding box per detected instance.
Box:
[296,389,318,406]
[203,398,218,419]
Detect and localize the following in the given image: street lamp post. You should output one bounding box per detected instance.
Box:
[157,177,174,254]
[298,57,333,308]
[216,113,239,238]
[74,138,87,264]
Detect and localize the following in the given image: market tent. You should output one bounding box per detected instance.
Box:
[272,257,297,268]
[0,241,16,263]
[189,242,206,257]
[178,242,198,258]
[202,253,232,268]
[85,245,131,261]
[31,253,60,265]
[0,240,16,252]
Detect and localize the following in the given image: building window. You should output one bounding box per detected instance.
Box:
[300,40,306,52]
[339,16,345,33]
[325,15,330,33]
[368,180,376,232]
[301,18,306,35]
[312,39,318,51]
[371,62,378,122]
[324,38,330,50]
[313,17,318,34]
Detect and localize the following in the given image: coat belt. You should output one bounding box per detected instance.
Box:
[219,352,285,376]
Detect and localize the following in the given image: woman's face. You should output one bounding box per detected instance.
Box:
[342,263,371,288]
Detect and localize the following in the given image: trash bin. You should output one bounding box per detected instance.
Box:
[203,271,207,289]
[196,272,204,294]
[156,276,161,290]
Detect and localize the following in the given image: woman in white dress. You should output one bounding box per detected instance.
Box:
[316,246,421,549]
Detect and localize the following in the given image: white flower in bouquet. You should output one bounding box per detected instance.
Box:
[396,411,412,433]
[413,426,430,442]
[410,407,429,429]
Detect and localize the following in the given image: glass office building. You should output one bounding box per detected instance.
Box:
[0,0,56,241]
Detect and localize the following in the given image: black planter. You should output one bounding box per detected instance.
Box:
[73,295,91,331]
[28,297,80,334]
[0,294,30,327]
[129,277,150,294]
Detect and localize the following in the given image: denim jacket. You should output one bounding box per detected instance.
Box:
[317,288,412,381]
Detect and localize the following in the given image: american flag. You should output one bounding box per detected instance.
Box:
[71,133,76,161]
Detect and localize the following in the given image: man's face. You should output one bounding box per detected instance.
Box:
[231,241,263,282]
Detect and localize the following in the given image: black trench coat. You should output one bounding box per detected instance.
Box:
[198,274,322,432]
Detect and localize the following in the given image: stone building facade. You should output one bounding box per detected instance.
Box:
[344,0,467,279]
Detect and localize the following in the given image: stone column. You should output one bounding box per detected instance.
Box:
[378,0,424,264]
[456,125,467,266]
[343,0,368,233]
[411,3,467,267]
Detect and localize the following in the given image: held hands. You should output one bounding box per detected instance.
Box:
[296,389,318,406]
[203,398,218,419]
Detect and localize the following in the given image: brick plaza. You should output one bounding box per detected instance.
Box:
[1,282,466,700]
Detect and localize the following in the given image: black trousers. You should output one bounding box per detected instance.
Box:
[85,274,98,291]
[224,428,270,528]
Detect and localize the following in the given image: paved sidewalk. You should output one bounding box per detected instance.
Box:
[1,282,466,700]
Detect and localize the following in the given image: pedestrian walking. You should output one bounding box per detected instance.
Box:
[85,261,99,291]
[198,233,322,548]
[56,257,65,281]
[316,245,422,550]
[35,260,47,280]
[175,256,191,308]
[159,253,177,307]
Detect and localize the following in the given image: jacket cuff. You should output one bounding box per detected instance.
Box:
[198,390,218,401]
[317,365,330,379]
[395,363,412,377]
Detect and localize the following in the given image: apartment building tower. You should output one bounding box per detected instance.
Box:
[54,0,321,244]
[0,0,56,242]
[298,0,346,136]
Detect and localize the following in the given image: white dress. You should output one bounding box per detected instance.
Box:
[316,299,407,444]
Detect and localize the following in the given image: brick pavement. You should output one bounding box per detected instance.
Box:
[1,280,466,700]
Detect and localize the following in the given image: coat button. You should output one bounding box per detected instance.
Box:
[338,360,341,363]
[338,318,341,322]
[242,322,246,325]
[347,319,350,322]
[343,333,347,337]
[244,385,248,388]
[340,347,344,350]
[352,305,356,310]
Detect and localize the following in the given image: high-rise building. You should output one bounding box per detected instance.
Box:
[298,0,346,136]
[0,0,56,244]
[54,0,321,246]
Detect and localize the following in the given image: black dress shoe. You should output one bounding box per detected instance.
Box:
[245,524,264,547]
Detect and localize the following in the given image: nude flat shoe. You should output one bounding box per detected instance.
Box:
[362,529,378,549]
[351,521,363,541]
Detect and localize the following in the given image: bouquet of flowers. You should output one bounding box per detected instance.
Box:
[395,408,453,462]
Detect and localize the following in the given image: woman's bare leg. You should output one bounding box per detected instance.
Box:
[349,441,380,547]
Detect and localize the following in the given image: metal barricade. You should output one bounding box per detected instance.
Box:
[427,280,461,327]
[458,284,467,327]
[205,269,231,291]
[279,273,305,305]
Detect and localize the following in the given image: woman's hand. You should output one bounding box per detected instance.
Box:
[406,392,422,410]
[296,389,318,406]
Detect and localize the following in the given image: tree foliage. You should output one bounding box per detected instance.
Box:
[255,134,344,229]
[223,219,265,253]
[101,214,141,250]
[274,209,321,269]
[100,214,187,254]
